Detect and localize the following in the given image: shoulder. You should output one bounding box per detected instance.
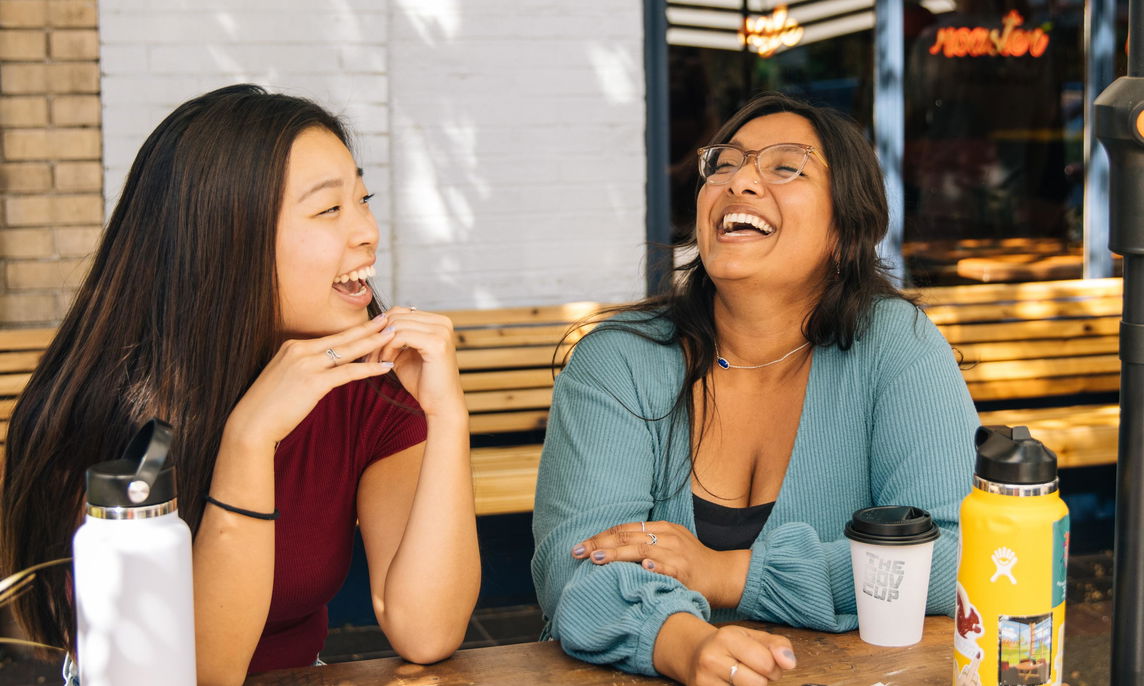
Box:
[559,309,683,404]
[835,296,954,375]
[568,309,679,370]
[859,296,948,353]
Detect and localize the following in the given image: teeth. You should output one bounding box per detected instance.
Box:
[721,212,775,235]
[333,265,376,285]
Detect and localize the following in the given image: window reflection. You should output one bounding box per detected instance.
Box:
[665,0,1124,286]
[903,1,1089,285]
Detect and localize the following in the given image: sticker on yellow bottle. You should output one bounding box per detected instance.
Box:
[998,613,1052,685]
[1052,515,1069,607]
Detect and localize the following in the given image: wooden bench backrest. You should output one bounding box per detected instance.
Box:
[909,278,1121,403]
[0,278,1124,447]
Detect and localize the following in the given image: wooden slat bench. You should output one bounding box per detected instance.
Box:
[0,305,603,518]
[0,278,1124,516]
[915,277,1122,470]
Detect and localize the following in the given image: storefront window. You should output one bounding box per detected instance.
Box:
[902,1,1090,285]
[663,0,1123,285]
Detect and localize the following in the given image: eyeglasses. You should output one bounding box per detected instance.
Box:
[697,143,829,185]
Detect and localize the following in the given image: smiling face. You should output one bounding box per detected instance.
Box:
[276,126,379,338]
[695,112,835,293]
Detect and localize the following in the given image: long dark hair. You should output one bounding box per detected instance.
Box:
[572,92,907,493]
[0,84,380,653]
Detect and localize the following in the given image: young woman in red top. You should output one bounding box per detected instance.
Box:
[0,85,480,684]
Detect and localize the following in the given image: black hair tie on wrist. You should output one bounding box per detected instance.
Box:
[205,495,279,521]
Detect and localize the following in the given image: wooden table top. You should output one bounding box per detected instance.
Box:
[245,616,958,685]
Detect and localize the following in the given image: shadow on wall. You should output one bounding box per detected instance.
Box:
[99,0,392,291]
[99,0,648,311]
[388,1,649,309]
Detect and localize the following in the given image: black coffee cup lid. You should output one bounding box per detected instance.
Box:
[844,506,940,546]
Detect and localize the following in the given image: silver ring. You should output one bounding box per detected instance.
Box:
[325,348,342,364]
[409,305,417,311]
[646,532,658,546]
[640,521,646,532]
[728,662,738,685]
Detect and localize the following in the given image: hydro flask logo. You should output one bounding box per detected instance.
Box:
[861,551,905,602]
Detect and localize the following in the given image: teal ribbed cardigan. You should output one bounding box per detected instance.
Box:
[531,297,979,676]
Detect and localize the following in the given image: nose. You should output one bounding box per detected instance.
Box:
[351,198,380,250]
[726,152,765,196]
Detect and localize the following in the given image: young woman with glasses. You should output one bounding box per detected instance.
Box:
[0,85,480,684]
[532,92,977,685]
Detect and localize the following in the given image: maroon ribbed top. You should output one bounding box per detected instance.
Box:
[246,378,427,674]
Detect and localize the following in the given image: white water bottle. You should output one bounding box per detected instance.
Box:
[73,419,196,686]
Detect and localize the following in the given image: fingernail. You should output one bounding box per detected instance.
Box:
[384,326,395,333]
[643,559,655,570]
[782,649,797,666]
[572,545,586,556]
[379,361,395,368]
[372,313,386,322]
[591,551,605,562]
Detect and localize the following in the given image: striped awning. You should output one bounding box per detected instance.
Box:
[666,0,955,55]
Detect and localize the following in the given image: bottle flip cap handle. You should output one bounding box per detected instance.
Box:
[123,419,173,504]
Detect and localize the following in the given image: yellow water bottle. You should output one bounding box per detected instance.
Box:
[953,425,1069,686]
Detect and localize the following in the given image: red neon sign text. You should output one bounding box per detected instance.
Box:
[929,10,1050,59]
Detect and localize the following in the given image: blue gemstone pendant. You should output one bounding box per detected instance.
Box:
[716,357,730,369]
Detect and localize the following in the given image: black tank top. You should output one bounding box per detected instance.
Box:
[692,494,775,551]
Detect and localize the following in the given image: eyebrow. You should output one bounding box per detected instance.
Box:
[296,167,364,203]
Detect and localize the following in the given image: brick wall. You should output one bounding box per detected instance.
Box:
[99,0,648,312]
[0,0,102,326]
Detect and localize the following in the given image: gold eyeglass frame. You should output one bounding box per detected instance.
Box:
[697,143,829,185]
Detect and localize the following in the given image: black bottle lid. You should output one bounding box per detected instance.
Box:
[974,424,1058,485]
[85,418,177,508]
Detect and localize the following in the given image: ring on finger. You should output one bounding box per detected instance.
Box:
[640,521,646,532]
[325,348,342,365]
[728,661,739,685]
[646,532,658,546]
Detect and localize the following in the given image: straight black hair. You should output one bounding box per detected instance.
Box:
[0,84,387,654]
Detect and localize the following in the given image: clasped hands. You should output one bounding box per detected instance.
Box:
[570,522,796,685]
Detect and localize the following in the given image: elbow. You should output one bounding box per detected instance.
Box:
[377,608,468,666]
[387,625,464,665]
[395,640,461,665]
[195,666,247,686]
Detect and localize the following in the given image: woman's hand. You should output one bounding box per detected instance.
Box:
[572,521,751,608]
[224,314,395,447]
[654,614,796,686]
[685,624,797,686]
[369,307,466,419]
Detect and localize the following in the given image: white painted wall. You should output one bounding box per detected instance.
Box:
[387,1,647,308]
[98,0,395,294]
[99,0,647,310]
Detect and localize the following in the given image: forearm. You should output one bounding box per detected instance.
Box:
[192,430,277,685]
[376,408,479,660]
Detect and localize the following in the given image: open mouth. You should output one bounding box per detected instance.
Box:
[720,212,775,236]
[332,265,375,297]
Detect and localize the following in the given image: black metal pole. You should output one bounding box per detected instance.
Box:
[644,0,671,296]
[1095,2,1144,682]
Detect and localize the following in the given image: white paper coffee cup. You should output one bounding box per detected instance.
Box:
[844,506,940,647]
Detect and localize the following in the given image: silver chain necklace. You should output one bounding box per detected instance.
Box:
[715,341,811,370]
